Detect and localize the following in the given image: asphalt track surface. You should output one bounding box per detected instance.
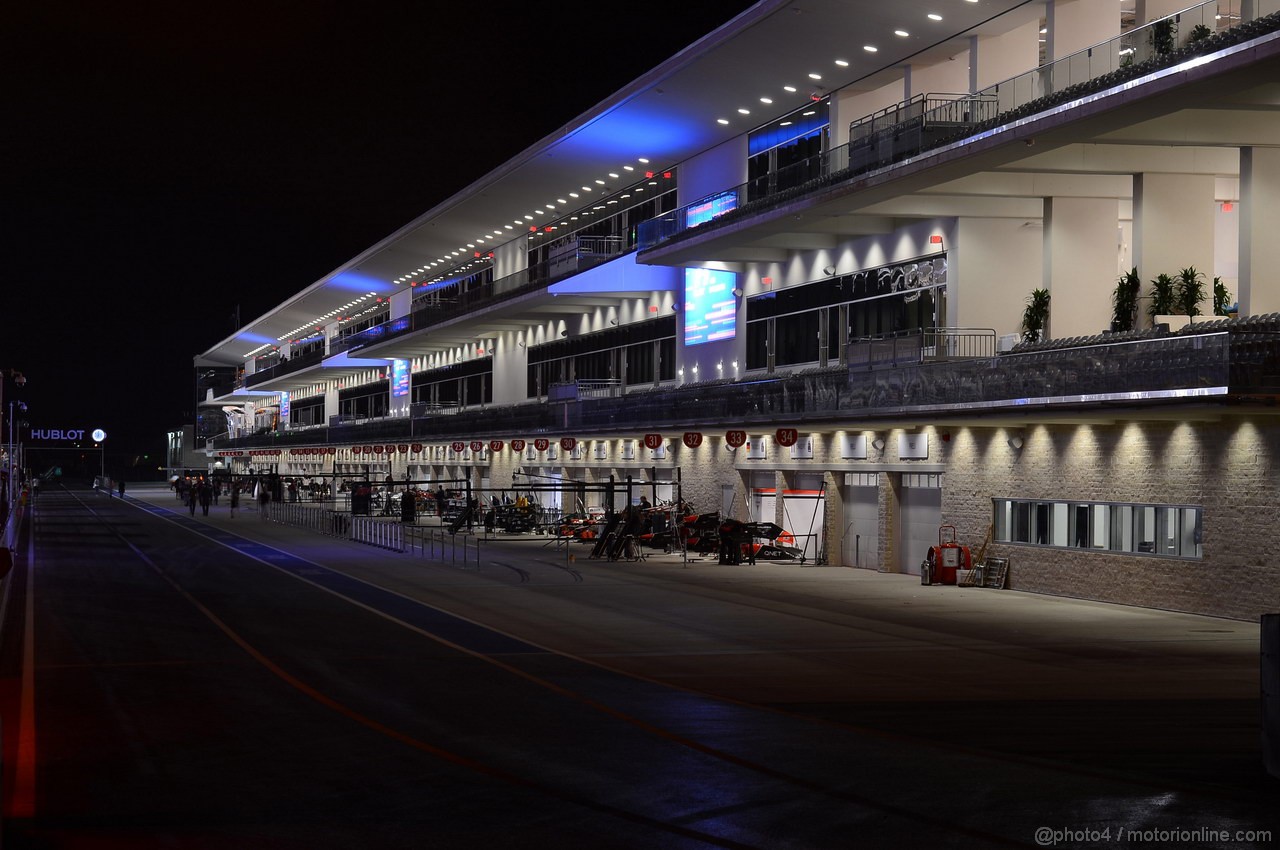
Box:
[0,483,1276,848]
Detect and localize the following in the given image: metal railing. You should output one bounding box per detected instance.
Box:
[350,516,404,551]
[638,0,1274,252]
[210,330,1260,452]
[547,379,623,401]
[848,328,997,370]
[405,527,481,570]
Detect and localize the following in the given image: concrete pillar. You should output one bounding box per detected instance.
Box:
[1047,0,1120,61]
[971,20,1042,91]
[1136,0,1189,23]
[1043,197,1121,337]
[1133,173,1216,316]
[1239,147,1280,314]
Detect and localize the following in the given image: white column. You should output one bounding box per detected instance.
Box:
[1133,173,1216,315]
[1047,0,1120,61]
[972,20,1042,90]
[1136,0,1189,23]
[492,237,528,280]
[1239,147,1280,314]
[324,385,338,428]
[1043,197,1121,337]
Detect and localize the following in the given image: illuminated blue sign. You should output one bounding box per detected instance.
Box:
[279,391,290,420]
[391,359,410,398]
[685,190,738,228]
[683,268,738,346]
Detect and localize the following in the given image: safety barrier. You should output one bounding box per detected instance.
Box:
[351,516,405,552]
[267,502,355,540]
[405,527,481,570]
[267,497,481,565]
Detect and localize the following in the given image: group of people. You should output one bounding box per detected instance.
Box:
[174,476,218,516]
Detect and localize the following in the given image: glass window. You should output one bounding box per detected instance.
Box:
[993,498,1201,559]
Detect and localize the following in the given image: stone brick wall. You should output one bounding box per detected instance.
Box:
[943,418,1280,620]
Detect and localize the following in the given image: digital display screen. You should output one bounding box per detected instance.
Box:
[391,359,410,398]
[685,190,738,228]
[683,268,737,346]
[279,391,290,420]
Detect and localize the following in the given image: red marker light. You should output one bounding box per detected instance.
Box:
[930,235,943,244]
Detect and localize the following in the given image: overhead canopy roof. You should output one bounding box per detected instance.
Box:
[196,0,1042,366]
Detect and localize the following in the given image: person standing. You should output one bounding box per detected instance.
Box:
[188,481,198,516]
[229,482,239,518]
[117,479,126,499]
[198,481,212,516]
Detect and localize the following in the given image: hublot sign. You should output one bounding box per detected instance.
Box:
[31,429,89,441]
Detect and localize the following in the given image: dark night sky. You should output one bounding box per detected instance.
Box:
[2,1,758,471]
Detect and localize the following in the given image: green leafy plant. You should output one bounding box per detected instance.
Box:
[1175,266,1206,317]
[1188,23,1212,44]
[1213,276,1233,316]
[1148,273,1177,317]
[1150,18,1177,55]
[1112,267,1142,332]
[1022,288,1051,342]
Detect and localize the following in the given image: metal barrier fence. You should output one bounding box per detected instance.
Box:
[267,500,481,567]
[351,516,404,552]
[405,527,481,570]
[268,501,354,539]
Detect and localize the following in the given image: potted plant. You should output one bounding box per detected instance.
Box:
[1175,266,1206,317]
[1022,288,1051,343]
[1213,276,1234,316]
[1111,267,1141,332]
[1148,272,1177,318]
[1150,18,1177,56]
[1188,23,1212,45]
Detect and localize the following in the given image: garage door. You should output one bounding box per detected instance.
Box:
[841,473,880,569]
[898,473,943,575]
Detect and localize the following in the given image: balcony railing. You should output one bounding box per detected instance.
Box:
[209,329,1266,455]
[848,328,997,371]
[244,348,327,388]
[639,0,1278,252]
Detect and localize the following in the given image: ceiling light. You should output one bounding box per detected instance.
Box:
[1040,27,1047,33]
[760,97,773,104]
[928,13,942,20]
[623,166,634,171]
[467,243,475,248]
[504,224,513,229]
[895,29,909,37]
[523,215,533,220]
[783,85,797,92]
[545,202,556,208]
[717,118,730,124]
[638,157,649,163]
[780,121,793,126]
[738,108,750,114]
[803,110,816,116]
[569,192,579,197]
[608,172,619,178]
[835,59,849,66]
[863,45,877,52]
[582,186,592,191]
[808,72,822,80]
[594,179,605,185]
